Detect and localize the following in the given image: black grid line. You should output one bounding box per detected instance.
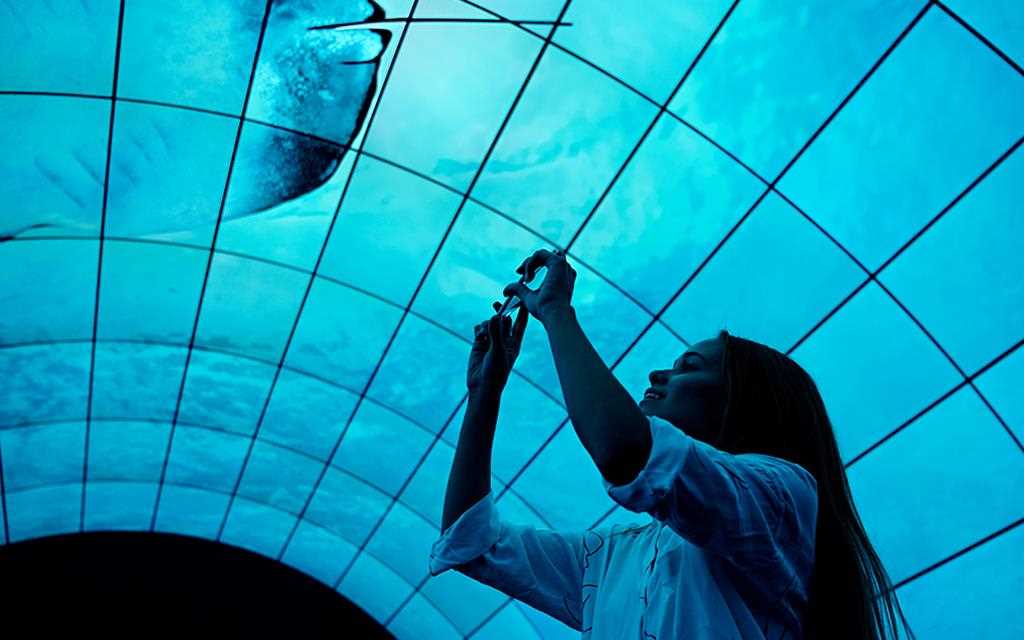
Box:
[309,17,573,31]
[381,407,518,633]
[0,234,583,428]
[0,0,950,622]
[267,1,566,622]
[484,0,933,512]
[16,40,1018,467]
[563,0,741,257]
[469,600,514,638]
[4,325,1018,490]
[1,1,778,192]
[4,13,770,194]
[457,401,1024,632]
[245,5,780,190]
[153,16,1024,639]
[0,409,552,540]
[0,412,455,539]
[0,411,552,539]
[333,1,573,601]
[890,517,1024,592]
[3,478,1018,638]
[9,416,340,468]
[1,84,774,338]
[8,464,1007,622]
[2,57,768,191]
[0,471,466,629]
[379,398,545,633]
[0,328,568,442]
[468,0,1019,544]
[148,0,275,532]
[0,331,563,541]
[467,2,1024,631]
[844,291,1023,461]
[212,0,419,544]
[782,145,1023,356]
[843,337,1024,468]
[0,89,755,458]
[0,0,991,512]
[781,134,1024,462]
[457,0,915,629]
[0,90,109,100]
[1,0,1017,202]
[456,0,774,187]
[384,0,742,628]
[80,0,125,532]
[0,0,1019,630]
[770,0,1024,456]
[935,0,1024,76]
[0,89,694,346]
[3,473,427,562]
[453,0,751,634]
[456,0,668,105]
[514,599,547,639]
[122,95,245,121]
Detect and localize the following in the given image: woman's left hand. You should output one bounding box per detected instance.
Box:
[503,248,577,325]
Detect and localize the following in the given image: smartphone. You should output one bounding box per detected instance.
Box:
[498,295,523,318]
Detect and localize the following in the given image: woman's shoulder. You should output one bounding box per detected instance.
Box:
[738,453,818,500]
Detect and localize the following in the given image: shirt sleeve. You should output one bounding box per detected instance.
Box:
[603,415,818,579]
[428,490,586,631]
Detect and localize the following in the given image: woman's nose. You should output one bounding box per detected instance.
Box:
[649,370,666,385]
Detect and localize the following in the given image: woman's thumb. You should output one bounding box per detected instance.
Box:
[502,281,524,300]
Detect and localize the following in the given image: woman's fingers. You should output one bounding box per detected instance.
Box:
[486,314,501,349]
[512,304,529,341]
[471,323,490,355]
[517,247,565,280]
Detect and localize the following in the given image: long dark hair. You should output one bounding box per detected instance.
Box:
[711,330,915,640]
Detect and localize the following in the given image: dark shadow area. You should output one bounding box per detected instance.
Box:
[0,531,394,639]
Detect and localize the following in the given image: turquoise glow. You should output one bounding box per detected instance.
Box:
[1,1,1021,638]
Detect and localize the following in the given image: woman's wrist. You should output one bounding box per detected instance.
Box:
[541,303,575,329]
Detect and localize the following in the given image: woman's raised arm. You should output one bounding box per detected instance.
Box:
[431,311,588,631]
[441,389,500,533]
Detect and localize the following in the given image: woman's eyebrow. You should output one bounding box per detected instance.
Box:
[671,352,704,369]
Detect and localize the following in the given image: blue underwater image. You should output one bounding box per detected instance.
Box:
[0,1,1021,638]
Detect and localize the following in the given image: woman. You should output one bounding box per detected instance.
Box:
[429,248,914,639]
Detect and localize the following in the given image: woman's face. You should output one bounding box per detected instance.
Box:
[640,337,727,444]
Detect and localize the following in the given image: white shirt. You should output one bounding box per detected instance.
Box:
[429,414,818,639]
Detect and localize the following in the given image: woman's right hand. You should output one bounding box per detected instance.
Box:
[466,302,530,396]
